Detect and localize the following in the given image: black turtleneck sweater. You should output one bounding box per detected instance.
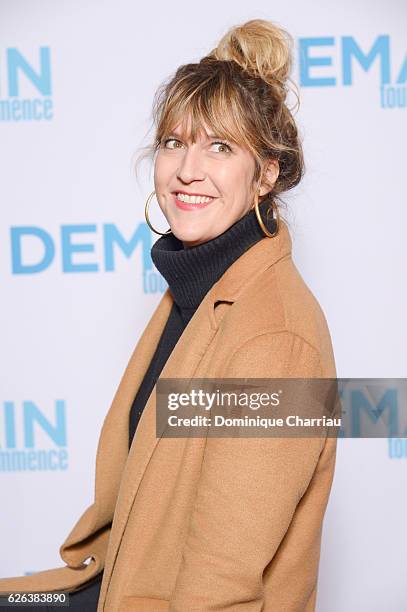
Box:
[128,196,276,447]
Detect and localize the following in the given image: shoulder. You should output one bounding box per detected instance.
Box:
[218,253,336,377]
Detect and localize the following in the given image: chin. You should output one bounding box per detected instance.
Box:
[177,231,212,248]
[170,220,209,245]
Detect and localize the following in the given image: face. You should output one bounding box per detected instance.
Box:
[154,117,277,248]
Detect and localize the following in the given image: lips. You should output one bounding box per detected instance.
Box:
[173,190,216,198]
[172,192,216,211]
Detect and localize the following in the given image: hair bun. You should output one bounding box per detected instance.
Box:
[207,19,293,95]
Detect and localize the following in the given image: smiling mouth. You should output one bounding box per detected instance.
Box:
[173,192,216,205]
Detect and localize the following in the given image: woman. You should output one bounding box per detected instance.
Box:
[0,19,337,612]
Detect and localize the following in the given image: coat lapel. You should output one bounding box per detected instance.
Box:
[60,289,173,558]
[97,220,293,604]
[99,287,219,602]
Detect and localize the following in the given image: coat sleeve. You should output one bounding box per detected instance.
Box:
[168,331,332,612]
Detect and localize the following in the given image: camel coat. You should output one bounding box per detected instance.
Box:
[0,219,337,611]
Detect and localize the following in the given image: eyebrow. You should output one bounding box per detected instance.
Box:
[168,131,229,141]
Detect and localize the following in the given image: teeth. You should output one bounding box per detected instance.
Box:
[176,193,213,204]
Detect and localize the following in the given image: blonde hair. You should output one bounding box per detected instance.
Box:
[136,19,304,208]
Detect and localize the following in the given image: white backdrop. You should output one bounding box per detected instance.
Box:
[0,1,406,610]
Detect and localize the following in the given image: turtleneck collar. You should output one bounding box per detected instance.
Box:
[150,195,276,311]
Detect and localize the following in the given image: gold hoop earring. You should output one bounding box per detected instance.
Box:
[144,191,172,235]
[253,191,279,238]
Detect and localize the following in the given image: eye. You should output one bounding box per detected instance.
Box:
[162,138,183,149]
[161,138,232,153]
[210,141,232,153]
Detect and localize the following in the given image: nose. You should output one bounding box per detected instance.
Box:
[176,146,206,184]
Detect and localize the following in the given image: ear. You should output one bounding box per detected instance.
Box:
[259,159,280,196]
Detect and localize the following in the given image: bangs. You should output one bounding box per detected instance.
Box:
[154,79,257,156]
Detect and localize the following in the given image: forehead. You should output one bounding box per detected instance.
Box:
[170,120,222,140]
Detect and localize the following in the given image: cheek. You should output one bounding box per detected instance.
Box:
[154,155,172,187]
[216,163,252,197]
[213,164,239,194]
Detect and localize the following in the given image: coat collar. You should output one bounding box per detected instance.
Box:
[61,220,292,608]
[210,218,292,305]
